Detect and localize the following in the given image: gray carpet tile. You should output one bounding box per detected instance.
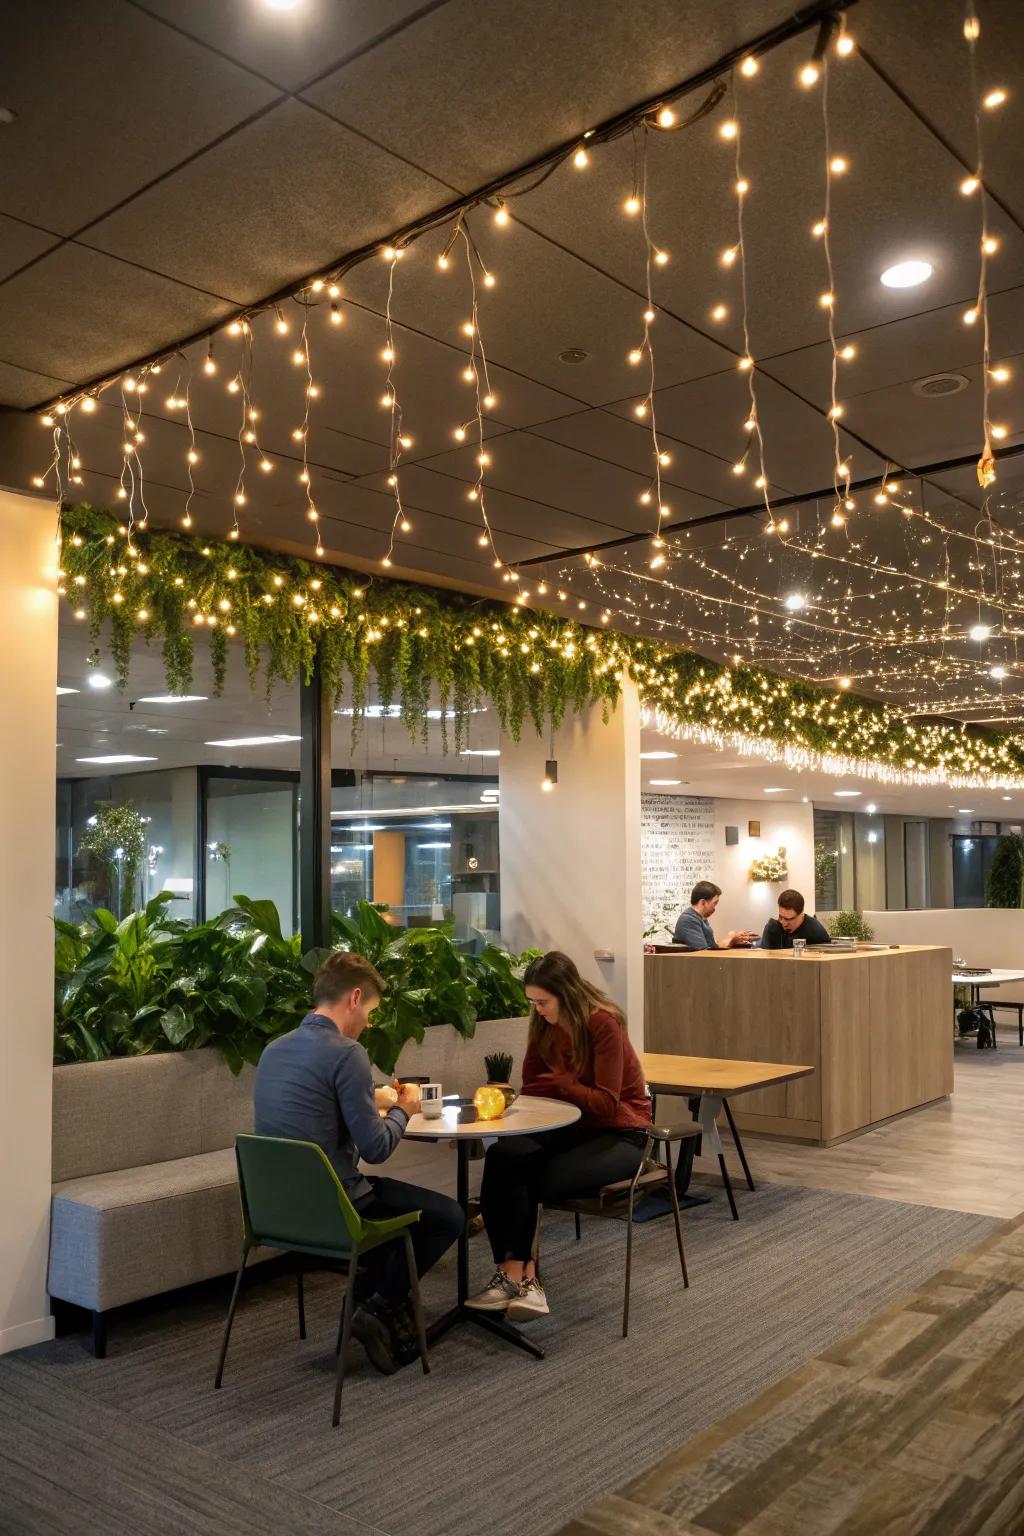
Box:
[1,1182,997,1536]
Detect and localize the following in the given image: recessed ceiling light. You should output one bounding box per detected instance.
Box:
[75,754,157,765]
[649,778,681,785]
[970,624,992,641]
[958,808,974,814]
[1003,796,1012,801]
[87,673,113,690]
[866,802,877,813]
[640,750,678,760]
[763,787,788,793]
[56,686,79,695]
[138,694,208,704]
[880,259,933,289]
[783,593,807,611]
[460,748,500,756]
[205,734,301,747]
[834,789,861,797]
[989,667,1008,680]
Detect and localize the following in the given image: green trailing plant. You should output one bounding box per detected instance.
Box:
[826,909,875,941]
[79,801,149,918]
[59,502,1024,784]
[985,833,1024,908]
[814,840,838,904]
[484,1052,514,1083]
[54,894,530,1076]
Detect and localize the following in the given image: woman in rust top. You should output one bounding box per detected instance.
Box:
[466,950,651,1322]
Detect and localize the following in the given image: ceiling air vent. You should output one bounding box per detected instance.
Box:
[912,372,969,398]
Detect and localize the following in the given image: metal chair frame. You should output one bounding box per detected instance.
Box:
[542,1123,700,1337]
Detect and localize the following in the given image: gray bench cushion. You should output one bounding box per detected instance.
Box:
[48,1150,264,1312]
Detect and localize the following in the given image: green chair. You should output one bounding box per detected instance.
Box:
[215,1134,429,1427]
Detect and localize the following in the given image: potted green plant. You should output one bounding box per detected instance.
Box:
[826,909,875,941]
[483,1050,517,1108]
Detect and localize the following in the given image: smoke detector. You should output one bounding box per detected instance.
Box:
[912,372,969,398]
[558,347,591,365]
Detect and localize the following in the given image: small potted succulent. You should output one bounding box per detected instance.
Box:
[484,1051,517,1109]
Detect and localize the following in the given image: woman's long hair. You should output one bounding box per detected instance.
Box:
[524,951,626,1072]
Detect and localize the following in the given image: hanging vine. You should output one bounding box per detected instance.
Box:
[59,502,1024,786]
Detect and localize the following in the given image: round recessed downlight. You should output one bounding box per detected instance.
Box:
[880,259,933,289]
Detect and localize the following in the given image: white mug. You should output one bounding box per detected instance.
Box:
[420,1082,443,1119]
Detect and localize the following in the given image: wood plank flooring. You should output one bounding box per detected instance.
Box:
[685,1026,1024,1221]
[557,1212,1024,1536]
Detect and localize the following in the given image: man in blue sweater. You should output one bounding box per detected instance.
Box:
[672,880,757,949]
[254,950,463,1375]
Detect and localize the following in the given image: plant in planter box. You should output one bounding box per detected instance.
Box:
[826,909,875,941]
[330,901,530,1075]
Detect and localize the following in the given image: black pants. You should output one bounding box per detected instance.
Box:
[352,1177,464,1309]
[480,1124,648,1265]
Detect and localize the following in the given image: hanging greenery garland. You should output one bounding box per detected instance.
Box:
[59,503,1024,785]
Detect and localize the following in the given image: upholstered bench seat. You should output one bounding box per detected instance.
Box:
[49,1149,246,1313]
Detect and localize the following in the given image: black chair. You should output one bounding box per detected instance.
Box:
[541,1122,700,1337]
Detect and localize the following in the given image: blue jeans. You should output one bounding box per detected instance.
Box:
[353,1177,463,1308]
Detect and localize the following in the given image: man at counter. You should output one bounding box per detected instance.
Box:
[760,888,831,949]
[672,880,757,949]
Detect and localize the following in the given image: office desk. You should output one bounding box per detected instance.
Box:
[644,945,953,1146]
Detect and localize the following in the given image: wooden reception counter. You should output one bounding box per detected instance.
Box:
[644,945,953,1145]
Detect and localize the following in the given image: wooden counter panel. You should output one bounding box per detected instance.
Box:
[644,953,821,1121]
[819,960,871,1140]
[868,948,953,1121]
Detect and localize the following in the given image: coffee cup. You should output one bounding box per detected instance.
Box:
[420,1082,443,1119]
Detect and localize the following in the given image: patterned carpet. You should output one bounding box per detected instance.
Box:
[558,1213,1024,1536]
[0,1180,996,1536]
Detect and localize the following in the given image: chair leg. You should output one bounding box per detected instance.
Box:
[574,1212,581,1242]
[718,1154,739,1221]
[622,1188,636,1338]
[214,1249,250,1388]
[296,1265,306,1341]
[333,1254,358,1429]
[722,1098,756,1192]
[403,1232,430,1377]
[91,1310,108,1360]
[664,1143,689,1288]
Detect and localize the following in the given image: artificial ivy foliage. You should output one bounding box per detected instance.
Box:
[59,503,1024,784]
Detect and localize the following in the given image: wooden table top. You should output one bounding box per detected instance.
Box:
[642,1052,816,1096]
[403,1094,581,1139]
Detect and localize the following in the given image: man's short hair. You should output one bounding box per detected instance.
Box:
[313,950,385,1007]
[778,889,805,915]
[690,880,722,906]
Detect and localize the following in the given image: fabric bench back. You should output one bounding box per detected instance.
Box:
[52,1050,256,1182]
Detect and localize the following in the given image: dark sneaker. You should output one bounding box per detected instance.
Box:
[389,1301,424,1369]
[351,1300,399,1375]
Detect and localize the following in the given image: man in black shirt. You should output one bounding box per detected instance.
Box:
[760,888,831,949]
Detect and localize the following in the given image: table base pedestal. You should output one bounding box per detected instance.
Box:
[427,1303,545,1359]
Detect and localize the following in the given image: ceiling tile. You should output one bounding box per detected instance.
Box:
[0,0,280,234]
[135,0,433,92]
[0,213,60,282]
[304,0,800,190]
[0,359,74,411]
[0,245,235,397]
[80,99,453,306]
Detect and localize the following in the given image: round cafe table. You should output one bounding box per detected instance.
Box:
[402,1093,580,1360]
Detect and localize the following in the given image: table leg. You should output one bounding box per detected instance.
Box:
[722,1097,756,1192]
[697,1094,739,1221]
[425,1139,545,1360]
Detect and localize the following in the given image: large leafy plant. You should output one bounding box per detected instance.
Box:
[54,894,529,1076]
[331,901,530,1074]
[79,801,149,918]
[985,833,1024,908]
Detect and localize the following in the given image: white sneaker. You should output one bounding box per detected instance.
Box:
[465,1269,520,1311]
[506,1277,549,1321]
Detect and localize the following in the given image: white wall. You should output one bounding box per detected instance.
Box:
[711,798,816,936]
[0,489,57,1353]
[642,795,816,939]
[499,682,644,1046]
[867,907,1024,1004]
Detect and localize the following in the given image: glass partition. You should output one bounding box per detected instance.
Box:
[202,770,298,933]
